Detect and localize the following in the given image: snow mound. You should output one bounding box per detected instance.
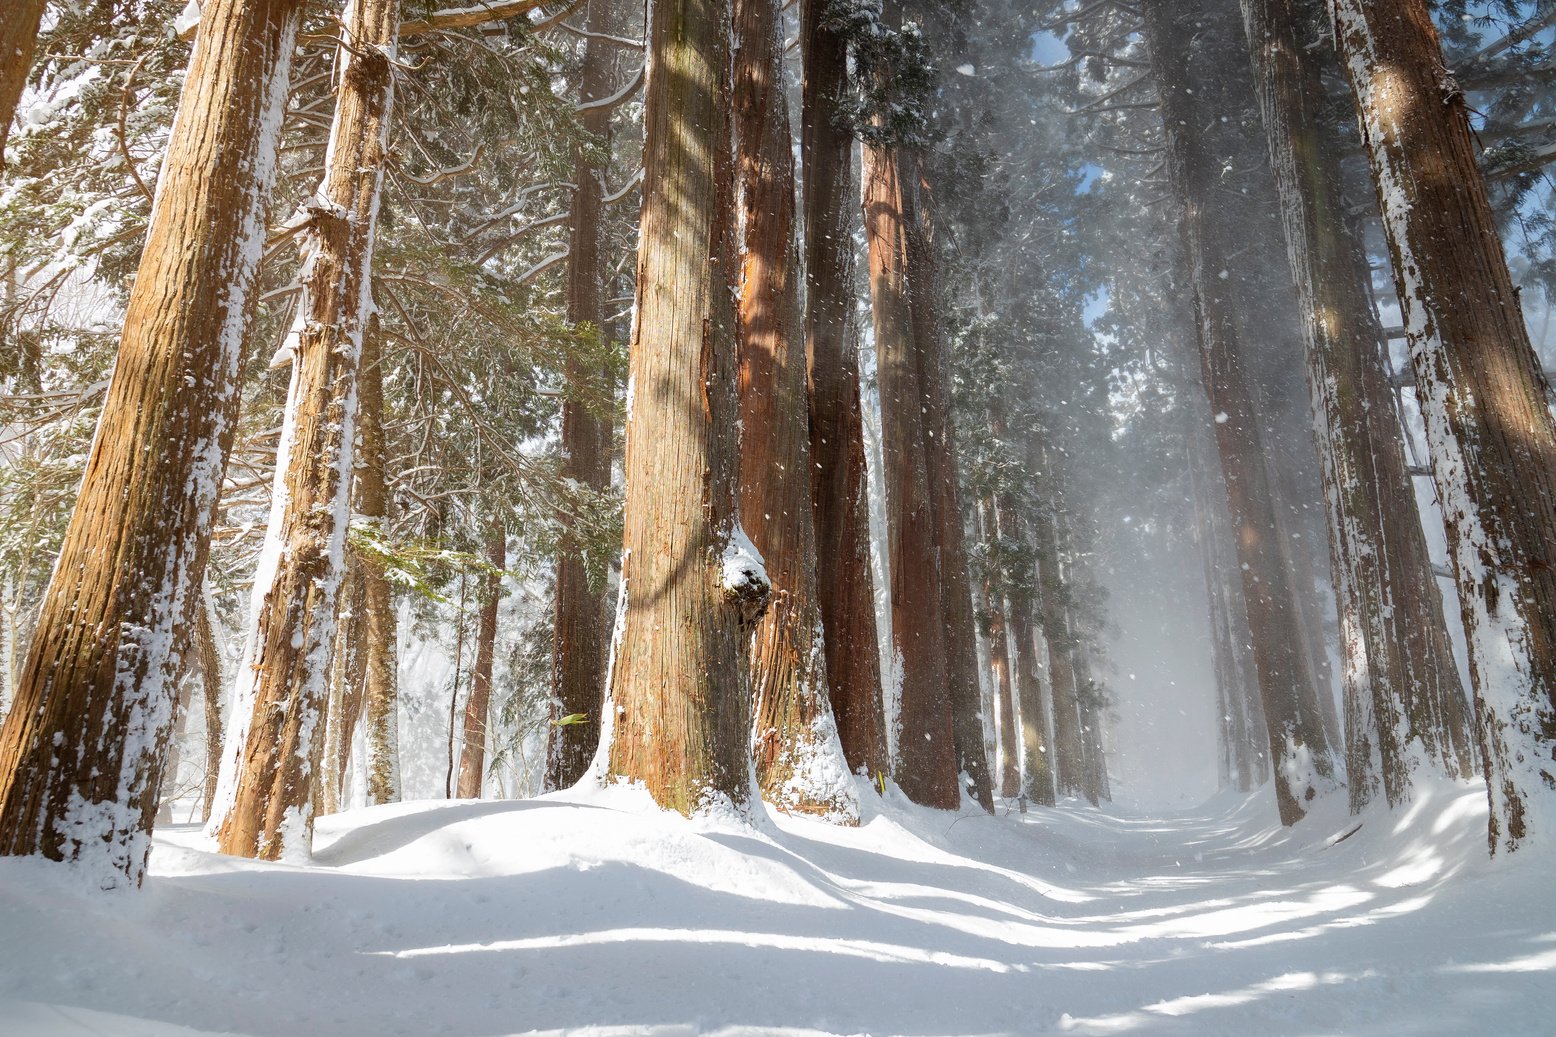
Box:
[1,779,1552,1037]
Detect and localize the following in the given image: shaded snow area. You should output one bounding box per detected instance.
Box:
[1,779,1552,1036]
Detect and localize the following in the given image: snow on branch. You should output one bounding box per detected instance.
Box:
[577,66,644,114]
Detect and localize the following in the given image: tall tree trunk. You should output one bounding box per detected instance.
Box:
[0,0,46,171]
[1073,643,1110,805]
[1239,0,1474,813]
[196,590,225,821]
[997,497,1055,806]
[1189,416,1266,792]
[320,562,369,814]
[603,0,765,813]
[905,163,995,812]
[978,500,1021,799]
[862,137,960,810]
[0,0,300,887]
[1144,0,1336,826]
[357,323,401,805]
[1332,0,1556,852]
[213,0,397,861]
[457,531,505,799]
[801,0,889,782]
[1027,455,1085,799]
[734,0,857,821]
[547,0,619,792]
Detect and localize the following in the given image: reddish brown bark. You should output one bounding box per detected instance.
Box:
[1333,0,1556,852]
[862,138,959,810]
[0,0,301,886]
[0,0,46,171]
[1239,0,1473,811]
[801,0,889,782]
[604,0,762,813]
[734,0,855,819]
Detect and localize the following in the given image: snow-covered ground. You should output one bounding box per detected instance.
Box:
[0,778,1551,1036]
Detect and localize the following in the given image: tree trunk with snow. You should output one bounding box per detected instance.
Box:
[0,0,300,887]
[862,136,960,810]
[1144,0,1335,826]
[1239,0,1474,812]
[604,0,766,814]
[196,592,225,820]
[317,563,366,817]
[734,0,857,822]
[214,0,396,861]
[905,161,995,813]
[1332,0,1556,852]
[456,531,505,800]
[547,0,619,793]
[0,0,46,171]
[801,0,889,784]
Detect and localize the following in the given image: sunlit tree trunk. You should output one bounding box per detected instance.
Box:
[0,0,46,171]
[734,0,857,821]
[1144,0,1336,826]
[801,0,889,782]
[457,531,505,799]
[547,0,619,792]
[603,0,766,813]
[214,0,397,861]
[1333,0,1556,852]
[1239,0,1473,812]
[0,0,300,887]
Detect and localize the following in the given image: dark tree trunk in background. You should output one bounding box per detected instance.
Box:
[905,162,995,812]
[0,0,46,171]
[457,531,505,799]
[1333,0,1556,852]
[0,0,301,887]
[356,325,401,805]
[1144,0,1336,826]
[547,0,619,792]
[734,0,856,820]
[1239,0,1474,812]
[1027,450,1085,799]
[978,500,1022,799]
[997,496,1055,806]
[604,0,764,813]
[1189,416,1266,792]
[801,0,889,783]
[196,593,225,820]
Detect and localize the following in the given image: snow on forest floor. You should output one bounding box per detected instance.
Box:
[0,778,1552,1037]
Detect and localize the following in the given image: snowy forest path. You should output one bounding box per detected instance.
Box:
[0,781,1551,1037]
